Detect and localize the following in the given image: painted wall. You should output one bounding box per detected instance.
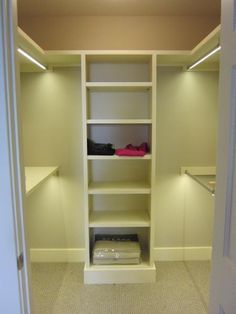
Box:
[20,67,218,261]
[21,68,85,251]
[18,16,219,50]
[155,68,218,259]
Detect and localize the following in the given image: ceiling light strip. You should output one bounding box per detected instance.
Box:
[17,48,46,70]
[187,45,221,70]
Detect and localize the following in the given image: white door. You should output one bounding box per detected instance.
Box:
[209,0,236,313]
[0,0,31,313]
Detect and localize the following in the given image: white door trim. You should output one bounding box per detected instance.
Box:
[0,0,31,313]
[209,0,236,312]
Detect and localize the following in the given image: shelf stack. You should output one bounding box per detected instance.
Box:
[81,53,156,284]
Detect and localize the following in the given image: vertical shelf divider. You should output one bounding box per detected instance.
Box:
[150,54,157,265]
[81,54,90,267]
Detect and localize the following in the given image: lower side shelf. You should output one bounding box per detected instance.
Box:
[84,262,156,284]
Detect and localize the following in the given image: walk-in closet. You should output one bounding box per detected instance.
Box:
[15,1,221,312]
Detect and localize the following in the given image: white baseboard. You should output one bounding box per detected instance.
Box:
[30,246,212,262]
[153,246,212,261]
[30,248,86,262]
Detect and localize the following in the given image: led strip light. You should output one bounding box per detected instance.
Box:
[18,48,46,70]
[187,45,221,70]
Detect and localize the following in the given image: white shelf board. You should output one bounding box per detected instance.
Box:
[87,154,151,160]
[25,166,59,196]
[86,82,152,91]
[88,181,151,194]
[89,210,150,227]
[87,119,152,125]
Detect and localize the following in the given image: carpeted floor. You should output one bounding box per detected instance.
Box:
[31,261,210,314]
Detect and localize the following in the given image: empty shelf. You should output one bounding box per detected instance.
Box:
[87,154,151,160]
[88,181,151,194]
[89,210,150,227]
[87,119,152,125]
[86,82,152,91]
[25,166,59,196]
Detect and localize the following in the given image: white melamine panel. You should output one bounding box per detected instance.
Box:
[89,160,150,183]
[89,195,149,212]
[89,210,150,227]
[88,90,151,119]
[87,63,151,82]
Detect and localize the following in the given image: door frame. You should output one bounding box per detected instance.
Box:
[0,0,31,313]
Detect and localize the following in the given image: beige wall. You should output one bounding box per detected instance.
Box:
[155,68,218,249]
[18,16,219,50]
[21,68,85,249]
[20,67,218,255]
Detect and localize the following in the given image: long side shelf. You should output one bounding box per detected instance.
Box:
[85,82,152,91]
[25,166,59,196]
[87,119,152,124]
[88,181,151,194]
[89,210,150,227]
[87,154,151,160]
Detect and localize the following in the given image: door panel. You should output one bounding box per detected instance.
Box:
[209,0,236,313]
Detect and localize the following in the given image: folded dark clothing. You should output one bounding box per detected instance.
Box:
[87,139,115,155]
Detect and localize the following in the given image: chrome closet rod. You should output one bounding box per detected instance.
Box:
[185,170,215,195]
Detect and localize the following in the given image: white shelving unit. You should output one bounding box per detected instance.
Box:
[82,53,156,284]
[25,166,59,196]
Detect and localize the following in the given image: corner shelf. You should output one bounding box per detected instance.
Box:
[89,210,150,227]
[181,166,216,195]
[88,181,151,195]
[25,166,59,196]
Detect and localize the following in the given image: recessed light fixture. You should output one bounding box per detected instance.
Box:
[17,48,46,70]
[187,45,221,71]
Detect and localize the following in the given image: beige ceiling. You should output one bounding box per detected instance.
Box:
[18,0,221,17]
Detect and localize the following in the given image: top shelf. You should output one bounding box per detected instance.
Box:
[85,82,152,91]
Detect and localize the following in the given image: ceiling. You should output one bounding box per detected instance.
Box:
[18,0,221,17]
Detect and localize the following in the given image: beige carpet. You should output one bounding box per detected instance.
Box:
[31,261,210,314]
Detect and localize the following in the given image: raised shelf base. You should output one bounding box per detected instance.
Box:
[84,262,156,284]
